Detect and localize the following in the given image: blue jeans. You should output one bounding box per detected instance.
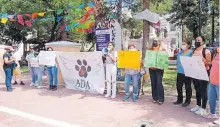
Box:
[29,67,37,84]
[125,73,139,96]
[35,67,44,86]
[47,66,58,86]
[208,83,220,114]
[4,68,13,89]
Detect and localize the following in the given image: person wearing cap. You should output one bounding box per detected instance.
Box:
[3,46,16,92]
[25,46,37,86]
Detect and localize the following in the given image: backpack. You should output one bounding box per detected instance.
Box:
[193,48,216,75]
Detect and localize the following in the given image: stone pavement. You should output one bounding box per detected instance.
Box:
[0,74,218,127]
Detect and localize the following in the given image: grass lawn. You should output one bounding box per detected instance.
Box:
[163,69,177,88]
[20,66,29,74]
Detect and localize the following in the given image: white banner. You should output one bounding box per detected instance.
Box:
[30,58,39,67]
[38,51,56,66]
[56,51,105,94]
[180,56,209,81]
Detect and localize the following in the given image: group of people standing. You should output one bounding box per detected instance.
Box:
[102,36,219,124]
[174,36,219,124]
[3,46,58,92]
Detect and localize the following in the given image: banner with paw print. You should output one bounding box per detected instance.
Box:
[56,51,105,94]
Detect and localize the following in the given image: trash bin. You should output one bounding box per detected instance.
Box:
[45,41,81,86]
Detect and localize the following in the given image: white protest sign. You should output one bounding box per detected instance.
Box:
[56,51,105,94]
[180,56,209,81]
[38,51,56,66]
[29,58,39,67]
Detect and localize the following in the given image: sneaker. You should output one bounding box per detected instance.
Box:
[153,100,157,103]
[48,85,53,90]
[111,95,116,99]
[7,88,13,92]
[20,81,25,85]
[204,113,218,119]
[30,83,35,86]
[52,86,57,91]
[182,102,190,107]
[173,100,182,105]
[190,105,200,112]
[37,86,45,89]
[105,94,110,98]
[157,101,163,105]
[213,119,220,125]
[195,108,207,116]
[123,95,130,101]
[132,95,138,102]
[13,81,17,85]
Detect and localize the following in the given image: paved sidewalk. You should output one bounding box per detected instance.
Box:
[0,74,218,127]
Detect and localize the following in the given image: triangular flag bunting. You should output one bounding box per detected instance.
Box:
[1,18,8,24]
[88,2,95,7]
[57,9,64,15]
[25,20,32,28]
[38,12,45,17]
[32,13,38,19]
[17,14,24,26]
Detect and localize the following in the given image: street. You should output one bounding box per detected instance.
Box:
[0,75,216,127]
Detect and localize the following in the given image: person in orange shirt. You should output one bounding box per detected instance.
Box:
[205,43,219,125]
[149,38,166,105]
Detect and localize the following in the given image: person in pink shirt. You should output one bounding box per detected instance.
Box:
[205,43,219,125]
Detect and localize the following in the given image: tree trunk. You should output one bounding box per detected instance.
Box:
[192,27,198,39]
[142,0,150,60]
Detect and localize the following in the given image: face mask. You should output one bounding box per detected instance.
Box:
[181,45,187,50]
[195,42,201,48]
[152,41,158,47]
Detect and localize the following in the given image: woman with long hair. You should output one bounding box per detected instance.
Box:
[149,38,166,105]
[104,42,117,99]
[173,40,192,107]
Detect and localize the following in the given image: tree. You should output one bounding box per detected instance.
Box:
[168,0,219,39]
[0,0,93,45]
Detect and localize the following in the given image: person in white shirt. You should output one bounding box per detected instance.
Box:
[103,42,117,98]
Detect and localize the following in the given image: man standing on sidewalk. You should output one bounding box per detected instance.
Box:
[3,46,16,92]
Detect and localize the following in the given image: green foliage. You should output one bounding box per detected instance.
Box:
[0,0,94,44]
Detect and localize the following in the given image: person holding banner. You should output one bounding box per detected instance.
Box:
[46,49,58,91]
[26,46,37,86]
[3,46,16,92]
[104,42,117,99]
[123,44,140,102]
[190,36,211,116]
[149,38,166,105]
[173,40,192,107]
[205,43,219,125]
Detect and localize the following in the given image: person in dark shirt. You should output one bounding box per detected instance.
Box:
[3,46,16,92]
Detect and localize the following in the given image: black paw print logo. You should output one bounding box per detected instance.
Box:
[75,59,91,78]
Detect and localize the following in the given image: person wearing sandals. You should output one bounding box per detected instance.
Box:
[205,43,219,125]
[123,44,140,102]
[149,38,166,105]
[173,40,192,107]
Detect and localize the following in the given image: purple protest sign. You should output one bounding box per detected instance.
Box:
[96,29,110,51]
